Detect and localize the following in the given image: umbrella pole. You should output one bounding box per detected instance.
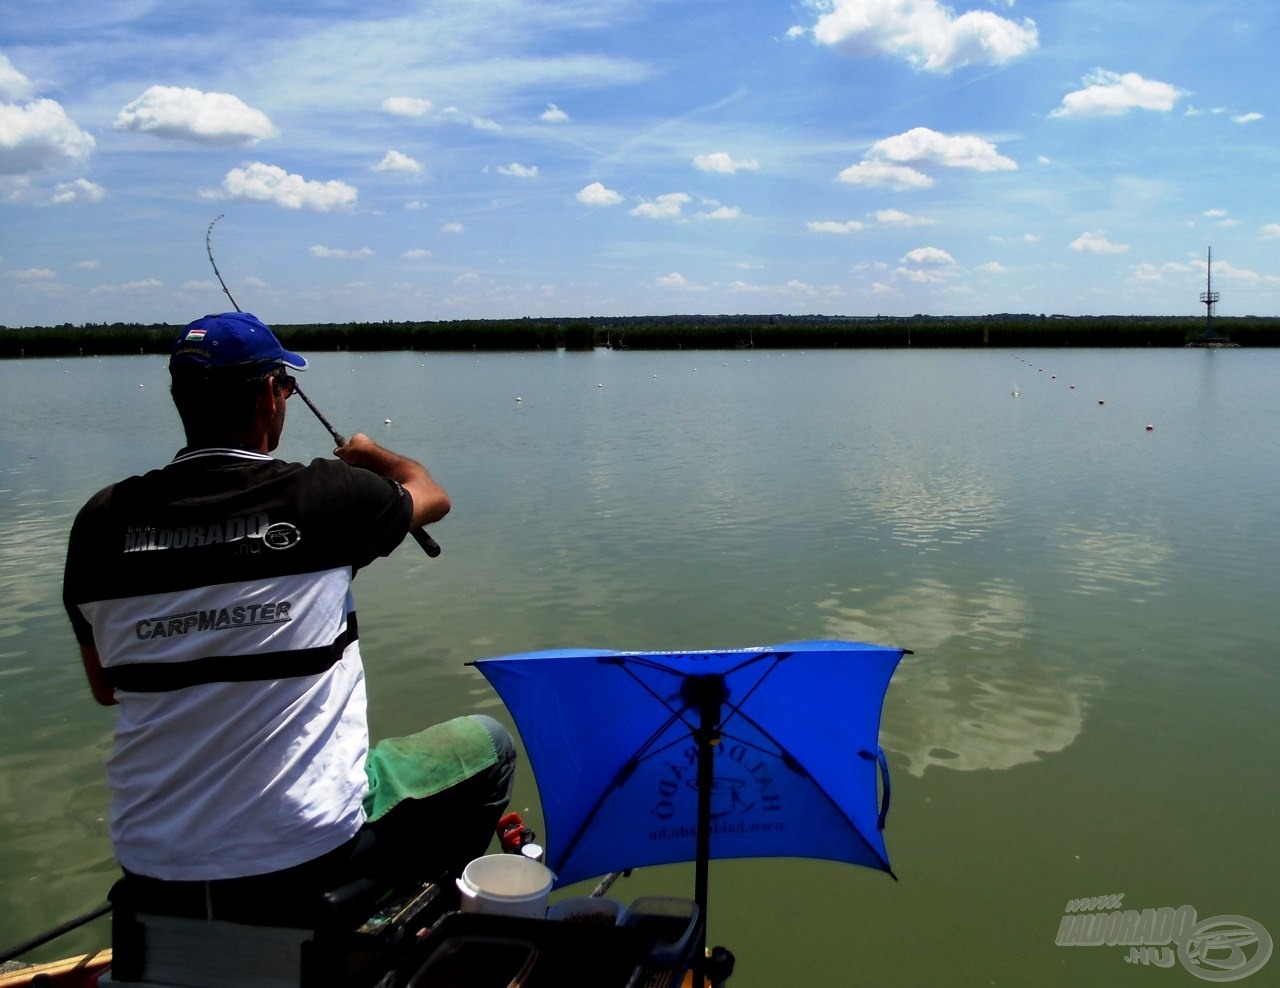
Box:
[685,673,727,986]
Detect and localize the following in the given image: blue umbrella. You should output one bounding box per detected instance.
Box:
[472,639,907,951]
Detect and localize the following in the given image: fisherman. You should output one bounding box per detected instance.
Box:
[62,312,515,926]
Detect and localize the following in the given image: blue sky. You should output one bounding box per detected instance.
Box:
[2,0,1277,326]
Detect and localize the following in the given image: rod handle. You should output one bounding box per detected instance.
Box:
[411,528,442,557]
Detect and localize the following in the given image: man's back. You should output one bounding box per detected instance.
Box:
[64,447,412,880]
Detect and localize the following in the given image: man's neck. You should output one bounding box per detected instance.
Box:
[182,433,269,454]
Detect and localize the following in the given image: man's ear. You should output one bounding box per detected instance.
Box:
[257,375,280,415]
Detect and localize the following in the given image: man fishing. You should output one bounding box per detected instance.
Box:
[62,311,515,926]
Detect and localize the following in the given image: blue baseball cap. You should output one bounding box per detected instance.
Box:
[170,312,307,372]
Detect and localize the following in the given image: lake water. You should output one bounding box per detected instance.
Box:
[1,347,1276,986]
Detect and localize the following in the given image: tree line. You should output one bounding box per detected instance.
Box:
[2,313,1275,359]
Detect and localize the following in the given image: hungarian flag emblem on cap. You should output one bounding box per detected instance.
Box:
[185,328,208,341]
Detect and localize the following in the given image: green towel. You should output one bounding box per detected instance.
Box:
[363,716,500,822]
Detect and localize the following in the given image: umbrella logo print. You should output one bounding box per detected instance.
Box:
[704,776,752,818]
[649,738,785,822]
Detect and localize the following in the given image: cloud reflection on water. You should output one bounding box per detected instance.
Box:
[858,464,1002,549]
[1054,522,1172,599]
[817,577,1094,776]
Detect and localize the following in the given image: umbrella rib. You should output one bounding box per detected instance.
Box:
[716,651,785,736]
[721,704,893,874]
[552,701,690,874]
[608,656,701,733]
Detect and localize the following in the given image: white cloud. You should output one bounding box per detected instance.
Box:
[90,278,163,295]
[875,208,934,226]
[382,96,433,117]
[1133,263,1163,282]
[837,161,932,189]
[541,103,569,123]
[404,248,432,259]
[1070,231,1129,253]
[869,127,1016,171]
[1050,70,1184,118]
[809,0,1038,73]
[405,200,429,211]
[1233,112,1263,124]
[577,181,624,206]
[1260,223,1280,240]
[1216,261,1280,285]
[693,151,760,174]
[51,178,105,204]
[895,266,944,284]
[73,259,100,270]
[0,98,96,174]
[0,55,35,101]
[441,106,501,131]
[114,86,277,145]
[838,127,1013,190]
[310,245,374,259]
[209,162,357,211]
[808,219,864,234]
[1202,209,1227,218]
[496,162,539,178]
[977,261,1007,273]
[6,267,57,281]
[699,205,741,220]
[903,246,955,265]
[656,272,696,289]
[441,222,464,234]
[374,149,423,174]
[631,192,691,220]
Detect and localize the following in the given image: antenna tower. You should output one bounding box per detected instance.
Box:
[1199,246,1219,338]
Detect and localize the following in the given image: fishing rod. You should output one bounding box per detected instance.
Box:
[205,216,441,557]
[0,902,110,966]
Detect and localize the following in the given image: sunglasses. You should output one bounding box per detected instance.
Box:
[272,369,297,398]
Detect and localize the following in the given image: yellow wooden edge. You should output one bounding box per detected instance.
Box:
[0,950,112,987]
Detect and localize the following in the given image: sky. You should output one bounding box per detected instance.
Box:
[2,0,1278,327]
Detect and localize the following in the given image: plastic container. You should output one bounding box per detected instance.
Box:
[545,895,624,926]
[455,854,555,918]
[621,897,701,968]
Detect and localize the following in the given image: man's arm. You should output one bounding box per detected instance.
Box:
[80,645,118,706]
[333,433,451,530]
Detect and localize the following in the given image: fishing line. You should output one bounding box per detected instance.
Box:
[205,216,440,557]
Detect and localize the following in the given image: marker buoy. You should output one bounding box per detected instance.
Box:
[1145,424,1154,431]
[384,418,392,424]
[1098,400,1104,405]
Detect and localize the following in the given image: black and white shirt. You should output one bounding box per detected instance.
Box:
[64,448,412,881]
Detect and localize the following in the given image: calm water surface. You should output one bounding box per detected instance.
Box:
[1,348,1276,986]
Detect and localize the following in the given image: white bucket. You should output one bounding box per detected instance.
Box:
[455,854,554,918]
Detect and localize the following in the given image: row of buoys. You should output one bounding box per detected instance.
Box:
[1012,354,1154,431]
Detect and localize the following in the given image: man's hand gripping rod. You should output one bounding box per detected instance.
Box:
[207,215,441,558]
[292,387,442,557]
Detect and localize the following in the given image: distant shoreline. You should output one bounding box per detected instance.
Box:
[2,313,1274,358]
